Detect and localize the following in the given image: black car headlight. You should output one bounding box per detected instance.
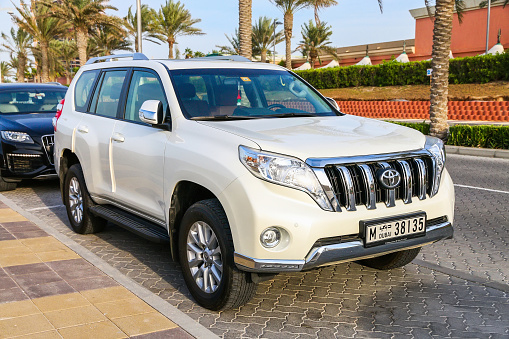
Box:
[1,131,34,144]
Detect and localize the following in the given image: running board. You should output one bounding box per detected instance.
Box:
[89,205,170,244]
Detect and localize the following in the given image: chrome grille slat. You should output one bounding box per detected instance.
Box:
[319,152,435,212]
[396,160,413,204]
[414,158,427,200]
[378,162,396,207]
[357,164,376,210]
[336,166,356,211]
[41,134,55,165]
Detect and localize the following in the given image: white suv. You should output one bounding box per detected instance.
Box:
[54,53,454,310]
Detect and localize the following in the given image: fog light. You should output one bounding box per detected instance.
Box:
[260,227,281,248]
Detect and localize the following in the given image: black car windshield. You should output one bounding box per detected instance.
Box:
[0,89,66,114]
[169,68,339,120]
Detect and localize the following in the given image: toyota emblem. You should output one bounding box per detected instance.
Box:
[377,168,401,189]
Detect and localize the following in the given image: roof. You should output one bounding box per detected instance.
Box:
[0,83,67,90]
[157,59,285,71]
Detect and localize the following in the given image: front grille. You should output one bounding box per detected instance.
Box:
[7,154,44,173]
[41,135,55,165]
[320,154,435,211]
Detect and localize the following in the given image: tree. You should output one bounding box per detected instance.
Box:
[153,0,205,59]
[12,1,68,82]
[216,29,241,55]
[270,0,312,70]
[295,20,337,68]
[124,5,163,53]
[309,0,338,26]
[252,17,284,63]
[52,39,78,84]
[41,0,121,67]
[0,62,12,82]
[239,0,252,59]
[1,27,32,83]
[90,24,131,57]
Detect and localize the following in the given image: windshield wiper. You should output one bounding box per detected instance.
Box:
[192,115,259,121]
[267,112,317,118]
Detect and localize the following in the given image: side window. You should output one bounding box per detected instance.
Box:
[124,70,167,123]
[90,70,127,118]
[74,70,99,112]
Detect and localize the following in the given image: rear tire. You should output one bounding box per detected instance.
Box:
[359,247,421,270]
[63,164,106,234]
[178,198,257,311]
[0,175,17,191]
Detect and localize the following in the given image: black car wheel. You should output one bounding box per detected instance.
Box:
[0,175,16,192]
[179,199,257,311]
[64,164,106,234]
[359,247,421,270]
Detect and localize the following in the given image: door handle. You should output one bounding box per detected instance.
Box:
[77,125,88,133]
[112,133,125,143]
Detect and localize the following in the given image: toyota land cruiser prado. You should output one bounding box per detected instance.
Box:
[54,54,454,310]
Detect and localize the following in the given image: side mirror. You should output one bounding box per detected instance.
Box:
[325,97,340,111]
[139,100,164,125]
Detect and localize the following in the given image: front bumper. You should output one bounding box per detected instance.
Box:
[234,220,453,273]
[0,135,55,180]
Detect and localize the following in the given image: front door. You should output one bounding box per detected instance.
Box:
[110,69,169,220]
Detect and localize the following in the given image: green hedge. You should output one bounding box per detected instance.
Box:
[295,52,509,89]
[390,122,509,149]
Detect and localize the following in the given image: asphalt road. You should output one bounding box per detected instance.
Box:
[2,154,508,338]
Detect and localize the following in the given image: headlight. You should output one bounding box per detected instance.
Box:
[239,146,333,211]
[424,136,446,197]
[1,131,34,144]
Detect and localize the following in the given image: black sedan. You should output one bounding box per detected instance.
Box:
[0,83,67,191]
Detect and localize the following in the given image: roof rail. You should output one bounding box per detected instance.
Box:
[190,55,252,62]
[85,53,149,65]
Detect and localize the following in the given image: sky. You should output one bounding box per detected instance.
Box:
[0,0,426,62]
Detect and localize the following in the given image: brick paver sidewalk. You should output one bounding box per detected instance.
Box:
[0,201,193,339]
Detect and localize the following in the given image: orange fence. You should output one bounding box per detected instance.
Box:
[337,101,509,122]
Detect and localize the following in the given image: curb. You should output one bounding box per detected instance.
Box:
[0,194,219,339]
[445,145,509,159]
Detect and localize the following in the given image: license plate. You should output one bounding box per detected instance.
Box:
[360,212,426,248]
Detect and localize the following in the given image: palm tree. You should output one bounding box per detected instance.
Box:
[11,1,68,83]
[1,27,32,83]
[252,17,284,63]
[295,20,337,68]
[270,0,312,70]
[41,0,121,67]
[52,39,78,84]
[216,29,241,55]
[153,0,205,59]
[124,5,163,53]
[90,24,132,57]
[239,0,253,59]
[309,0,338,26]
[0,62,12,82]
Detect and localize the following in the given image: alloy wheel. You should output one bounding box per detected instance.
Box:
[68,177,83,224]
[186,221,223,293]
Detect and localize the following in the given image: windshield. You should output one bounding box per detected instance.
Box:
[169,68,338,120]
[0,89,66,114]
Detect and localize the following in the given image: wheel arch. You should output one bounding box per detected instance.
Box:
[59,149,80,204]
[168,180,219,260]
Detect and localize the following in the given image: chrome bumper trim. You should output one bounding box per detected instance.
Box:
[234,222,453,273]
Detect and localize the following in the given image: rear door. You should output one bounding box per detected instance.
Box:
[110,69,169,220]
[73,69,128,199]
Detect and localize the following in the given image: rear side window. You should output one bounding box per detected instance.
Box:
[89,70,127,118]
[74,70,99,112]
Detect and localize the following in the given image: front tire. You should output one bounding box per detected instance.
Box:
[178,199,257,311]
[0,175,17,191]
[359,247,421,270]
[63,164,106,234]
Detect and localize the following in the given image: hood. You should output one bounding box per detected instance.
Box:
[198,115,426,161]
[0,113,55,137]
